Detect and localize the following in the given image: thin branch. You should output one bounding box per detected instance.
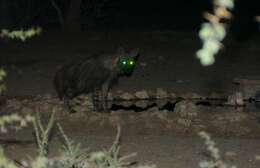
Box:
[50,0,64,26]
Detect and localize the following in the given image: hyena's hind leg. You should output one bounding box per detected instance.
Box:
[62,89,77,113]
[62,96,77,113]
[101,82,110,112]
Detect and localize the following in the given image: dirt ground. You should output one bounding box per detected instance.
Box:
[1,31,260,168]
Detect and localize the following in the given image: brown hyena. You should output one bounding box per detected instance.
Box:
[53,47,140,112]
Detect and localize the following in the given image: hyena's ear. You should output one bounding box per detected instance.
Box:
[116,46,125,55]
[128,48,140,58]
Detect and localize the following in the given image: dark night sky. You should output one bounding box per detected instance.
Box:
[80,0,206,31]
[101,0,260,32]
[1,0,260,32]
[118,1,257,25]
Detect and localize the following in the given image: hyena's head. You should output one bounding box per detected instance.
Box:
[114,47,140,75]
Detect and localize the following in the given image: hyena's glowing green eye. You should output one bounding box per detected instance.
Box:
[122,61,127,65]
[129,60,134,65]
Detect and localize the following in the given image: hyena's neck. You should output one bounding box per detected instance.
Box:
[101,54,120,72]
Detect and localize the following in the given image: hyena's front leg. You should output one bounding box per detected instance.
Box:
[101,82,109,112]
[92,88,102,112]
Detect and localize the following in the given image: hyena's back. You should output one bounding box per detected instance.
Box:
[53,57,110,101]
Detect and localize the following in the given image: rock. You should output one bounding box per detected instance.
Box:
[156,99,167,108]
[135,90,149,99]
[119,92,135,100]
[169,92,177,99]
[135,100,148,108]
[181,92,202,99]
[120,101,133,107]
[156,88,168,99]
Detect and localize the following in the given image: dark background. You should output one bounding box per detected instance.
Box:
[0,0,259,34]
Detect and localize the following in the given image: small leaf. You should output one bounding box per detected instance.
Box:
[196,49,215,66]
[203,39,221,54]
[214,24,226,41]
[199,23,214,40]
